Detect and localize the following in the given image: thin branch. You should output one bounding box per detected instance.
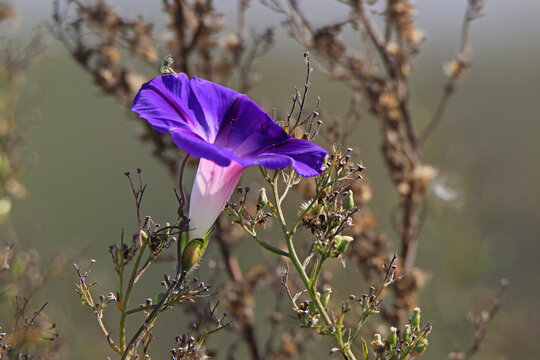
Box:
[462,279,507,360]
[420,0,485,144]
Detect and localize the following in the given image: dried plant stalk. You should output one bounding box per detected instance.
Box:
[265,0,486,328]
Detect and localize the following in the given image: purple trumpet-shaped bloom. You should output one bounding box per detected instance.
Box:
[131,73,327,238]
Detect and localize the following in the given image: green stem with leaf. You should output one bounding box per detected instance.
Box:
[266,170,357,360]
[118,231,148,352]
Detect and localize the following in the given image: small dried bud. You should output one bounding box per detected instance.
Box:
[371,333,384,351]
[224,33,241,49]
[407,28,425,45]
[386,42,400,55]
[387,326,398,346]
[397,182,410,196]
[388,108,402,121]
[379,91,399,109]
[444,59,468,78]
[414,165,438,190]
[102,45,120,63]
[401,63,412,76]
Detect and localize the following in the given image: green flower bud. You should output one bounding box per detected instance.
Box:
[335,235,354,253]
[345,189,354,210]
[320,288,332,307]
[402,324,412,343]
[414,338,428,353]
[258,188,268,208]
[181,239,204,272]
[411,307,421,330]
[387,326,397,346]
[156,292,165,304]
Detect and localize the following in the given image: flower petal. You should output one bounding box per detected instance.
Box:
[229,138,327,177]
[131,74,238,142]
[188,158,246,239]
[132,74,328,177]
[255,138,328,177]
[170,128,234,167]
[188,77,240,142]
[212,94,327,176]
[214,95,289,155]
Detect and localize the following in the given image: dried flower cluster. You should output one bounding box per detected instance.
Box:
[0,242,64,359]
[0,10,63,359]
[0,14,43,223]
[171,334,209,360]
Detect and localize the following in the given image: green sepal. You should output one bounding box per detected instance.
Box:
[200,227,214,253]
[182,239,204,272]
[180,231,188,255]
[361,338,369,360]
[156,292,165,304]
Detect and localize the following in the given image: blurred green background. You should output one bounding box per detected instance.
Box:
[3,0,540,359]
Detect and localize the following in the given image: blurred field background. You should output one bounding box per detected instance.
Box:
[3,0,540,359]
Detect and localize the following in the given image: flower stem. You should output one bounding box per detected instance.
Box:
[269,175,357,360]
[309,255,326,292]
[240,224,289,257]
[121,271,185,359]
[119,232,147,352]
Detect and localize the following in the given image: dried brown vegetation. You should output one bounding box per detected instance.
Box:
[264,0,486,330]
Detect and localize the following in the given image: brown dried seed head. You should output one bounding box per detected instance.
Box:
[102,45,120,63]
[386,42,400,55]
[224,33,240,49]
[397,181,410,196]
[413,165,438,190]
[407,28,425,45]
[379,92,399,109]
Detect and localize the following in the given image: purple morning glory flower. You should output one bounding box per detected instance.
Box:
[131,73,327,238]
